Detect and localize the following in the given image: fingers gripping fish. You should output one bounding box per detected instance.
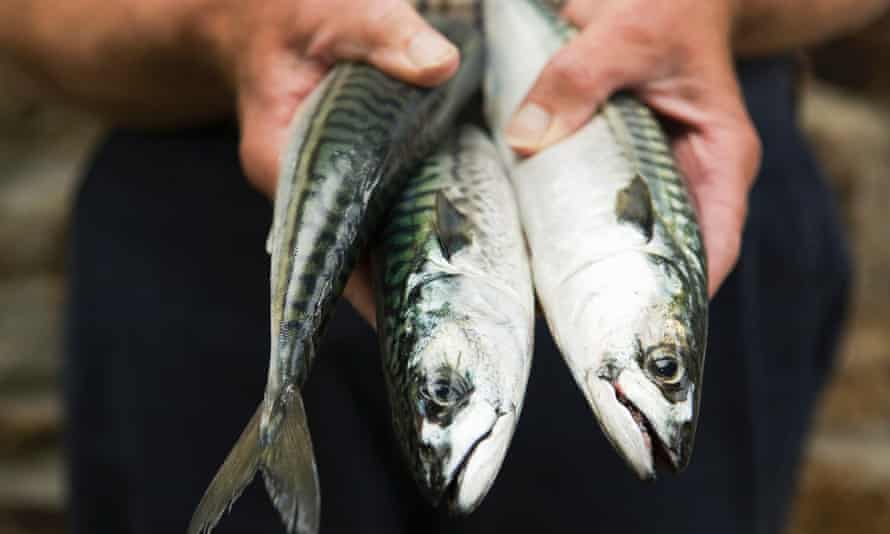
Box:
[189,19,484,534]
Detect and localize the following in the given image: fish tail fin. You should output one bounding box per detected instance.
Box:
[260,389,321,534]
[187,390,320,534]
[188,407,263,534]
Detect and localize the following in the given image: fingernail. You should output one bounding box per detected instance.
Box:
[408,31,457,69]
[505,103,552,151]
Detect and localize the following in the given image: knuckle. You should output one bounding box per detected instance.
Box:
[547,51,598,95]
[304,26,338,60]
[363,0,409,42]
[616,22,659,50]
[309,0,409,57]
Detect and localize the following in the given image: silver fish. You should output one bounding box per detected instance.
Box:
[412,0,566,19]
[413,0,481,23]
[189,19,484,534]
[374,126,534,513]
[483,0,708,479]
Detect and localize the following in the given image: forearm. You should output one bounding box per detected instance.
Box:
[0,0,230,125]
[735,0,890,56]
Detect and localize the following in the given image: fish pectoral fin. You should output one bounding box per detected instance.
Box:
[260,390,321,534]
[615,174,654,242]
[435,191,471,260]
[188,406,262,534]
[187,391,320,534]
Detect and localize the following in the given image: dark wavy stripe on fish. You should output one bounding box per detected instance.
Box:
[606,94,707,297]
[269,20,484,394]
[376,161,445,379]
[600,91,709,393]
[373,127,534,513]
[413,0,567,25]
[414,0,483,26]
[190,19,484,534]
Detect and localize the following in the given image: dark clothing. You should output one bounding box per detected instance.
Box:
[65,56,850,534]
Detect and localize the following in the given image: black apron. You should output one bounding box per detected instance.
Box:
[64,56,851,534]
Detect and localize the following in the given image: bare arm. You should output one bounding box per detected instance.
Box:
[1,0,886,317]
[0,1,231,125]
[736,0,890,56]
[0,0,460,187]
[0,0,466,324]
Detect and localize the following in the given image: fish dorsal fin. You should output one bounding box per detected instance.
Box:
[615,174,654,242]
[435,191,471,260]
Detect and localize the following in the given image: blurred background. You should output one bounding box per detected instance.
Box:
[0,13,888,534]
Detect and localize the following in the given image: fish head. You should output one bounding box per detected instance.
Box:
[575,251,706,480]
[400,298,526,514]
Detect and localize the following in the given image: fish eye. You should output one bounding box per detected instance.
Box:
[420,368,472,408]
[646,349,685,385]
[424,378,459,406]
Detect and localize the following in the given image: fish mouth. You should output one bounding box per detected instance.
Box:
[424,408,516,514]
[613,386,682,475]
[585,373,684,480]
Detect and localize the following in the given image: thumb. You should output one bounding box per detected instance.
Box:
[310,0,460,87]
[506,27,637,156]
[504,25,657,156]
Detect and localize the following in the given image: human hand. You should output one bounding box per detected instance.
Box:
[195,0,461,323]
[198,0,459,194]
[503,0,762,297]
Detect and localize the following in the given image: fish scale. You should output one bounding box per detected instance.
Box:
[606,95,707,292]
[190,19,483,534]
[483,0,708,481]
[374,127,534,513]
[266,21,480,409]
[378,165,444,374]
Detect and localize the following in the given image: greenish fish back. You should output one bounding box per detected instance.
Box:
[268,19,484,391]
[604,94,707,289]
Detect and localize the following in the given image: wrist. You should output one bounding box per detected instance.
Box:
[0,2,39,61]
[724,0,750,45]
[184,0,240,88]
[730,0,767,49]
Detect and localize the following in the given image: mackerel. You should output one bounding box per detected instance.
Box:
[483,0,708,479]
[374,126,534,513]
[189,19,483,534]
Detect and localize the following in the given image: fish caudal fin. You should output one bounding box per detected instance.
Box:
[260,390,320,534]
[187,391,320,534]
[188,407,262,534]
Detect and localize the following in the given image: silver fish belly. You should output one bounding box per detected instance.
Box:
[483,0,708,479]
[374,126,534,513]
[189,19,484,534]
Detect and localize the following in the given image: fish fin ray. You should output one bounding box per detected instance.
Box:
[435,191,471,259]
[260,390,321,534]
[187,407,262,534]
[615,174,654,242]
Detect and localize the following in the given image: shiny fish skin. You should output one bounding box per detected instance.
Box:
[413,0,481,23]
[483,0,708,480]
[374,127,534,513]
[266,20,483,426]
[412,0,566,24]
[189,19,484,534]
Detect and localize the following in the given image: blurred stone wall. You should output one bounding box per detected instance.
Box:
[0,63,102,534]
[787,13,890,534]
[0,12,889,534]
